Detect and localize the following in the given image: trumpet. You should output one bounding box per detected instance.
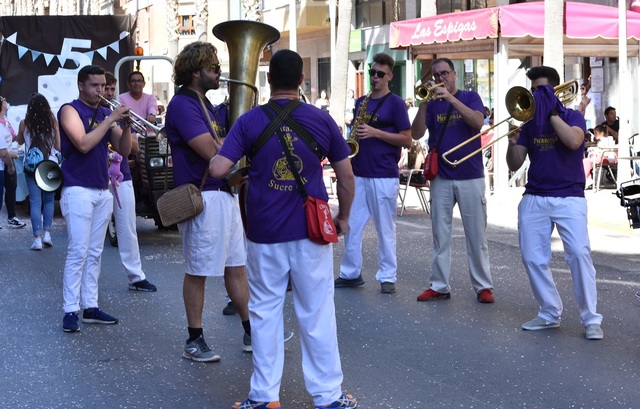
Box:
[415,83,444,102]
[441,80,579,167]
[99,95,164,137]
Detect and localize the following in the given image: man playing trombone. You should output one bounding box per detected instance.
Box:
[411,57,494,304]
[506,66,603,340]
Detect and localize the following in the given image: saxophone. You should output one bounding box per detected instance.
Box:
[347,92,371,158]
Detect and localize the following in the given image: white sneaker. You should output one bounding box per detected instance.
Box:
[31,237,43,251]
[42,231,53,247]
[585,324,604,340]
[522,316,560,331]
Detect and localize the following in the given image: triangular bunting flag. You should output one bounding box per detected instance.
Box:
[85,51,95,62]
[108,40,120,54]
[31,51,42,62]
[6,32,17,44]
[119,31,128,40]
[43,53,55,66]
[97,46,109,59]
[18,46,29,59]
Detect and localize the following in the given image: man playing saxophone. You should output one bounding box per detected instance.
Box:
[335,52,412,294]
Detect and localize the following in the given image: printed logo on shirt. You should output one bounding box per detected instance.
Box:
[533,132,559,152]
[268,129,305,192]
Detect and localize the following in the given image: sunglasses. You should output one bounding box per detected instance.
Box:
[369,69,388,79]
[208,63,221,74]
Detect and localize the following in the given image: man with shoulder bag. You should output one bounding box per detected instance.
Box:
[209,49,357,409]
[411,58,494,304]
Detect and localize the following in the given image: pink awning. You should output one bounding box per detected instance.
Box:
[390,1,640,48]
[389,8,498,48]
[499,2,640,40]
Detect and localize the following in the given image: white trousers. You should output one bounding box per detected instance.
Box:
[246,239,344,407]
[339,176,398,283]
[110,180,145,284]
[61,186,113,312]
[518,194,603,327]
[429,176,493,293]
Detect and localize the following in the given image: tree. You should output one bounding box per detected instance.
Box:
[329,0,354,135]
[165,0,180,60]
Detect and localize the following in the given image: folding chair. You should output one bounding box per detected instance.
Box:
[398,168,430,216]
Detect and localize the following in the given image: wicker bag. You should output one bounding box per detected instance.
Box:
[157,183,204,226]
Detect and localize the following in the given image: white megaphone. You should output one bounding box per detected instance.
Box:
[34,160,63,192]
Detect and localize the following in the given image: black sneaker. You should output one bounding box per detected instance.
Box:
[63,312,80,333]
[334,275,365,288]
[183,335,221,362]
[128,279,157,292]
[7,217,26,229]
[222,301,237,315]
[82,308,119,324]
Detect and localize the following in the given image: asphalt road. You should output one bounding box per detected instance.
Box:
[1,194,639,409]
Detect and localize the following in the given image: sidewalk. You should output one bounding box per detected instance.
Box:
[395,183,640,253]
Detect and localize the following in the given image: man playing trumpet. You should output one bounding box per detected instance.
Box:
[506,66,603,340]
[411,58,494,304]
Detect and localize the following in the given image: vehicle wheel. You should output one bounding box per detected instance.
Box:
[107,214,118,247]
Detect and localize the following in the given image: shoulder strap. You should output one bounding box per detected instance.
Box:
[264,100,324,160]
[251,100,301,160]
[274,124,308,201]
[366,92,392,127]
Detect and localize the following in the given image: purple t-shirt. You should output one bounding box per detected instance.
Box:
[59,99,111,189]
[518,109,587,198]
[426,90,485,180]
[219,100,350,244]
[350,93,410,178]
[165,88,227,190]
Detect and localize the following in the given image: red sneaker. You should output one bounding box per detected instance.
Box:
[477,289,494,303]
[416,288,451,301]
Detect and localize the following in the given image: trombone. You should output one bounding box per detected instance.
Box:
[99,95,164,137]
[441,80,579,167]
[415,82,445,102]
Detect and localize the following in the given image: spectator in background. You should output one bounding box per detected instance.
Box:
[16,93,60,249]
[315,89,330,111]
[0,96,26,228]
[600,106,619,143]
[344,89,356,139]
[119,71,158,133]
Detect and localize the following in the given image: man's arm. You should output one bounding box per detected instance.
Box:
[329,157,354,236]
[61,104,129,154]
[506,131,528,171]
[358,127,412,149]
[109,121,132,157]
[551,115,584,151]
[209,153,234,179]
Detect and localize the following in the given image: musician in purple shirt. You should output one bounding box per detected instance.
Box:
[210,49,357,409]
[58,65,132,333]
[507,66,603,340]
[335,52,412,295]
[411,57,494,304]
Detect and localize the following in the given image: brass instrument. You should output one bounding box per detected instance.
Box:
[212,20,280,183]
[347,92,371,158]
[415,83,445,102]
[212,20,280,128]
[99,95,164,137]
[441,80,579,167]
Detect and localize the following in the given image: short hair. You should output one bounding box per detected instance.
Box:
[604,106,616,116]
[372,53,395,71]
[128,71,144,83]
[526,66,560,87]
[105,71,116,86]
[432,58,455,72]
[269,49,303,90]
[78,65,105,84]
[173,42,218,87]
